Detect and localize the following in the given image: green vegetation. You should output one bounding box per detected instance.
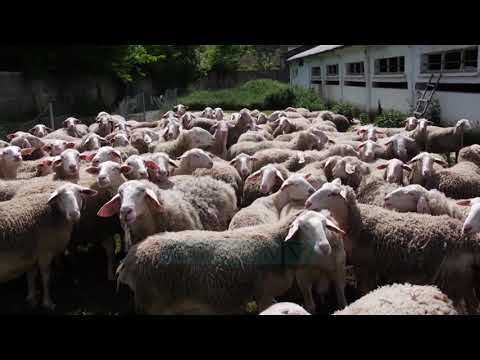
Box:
[374,109,408,128]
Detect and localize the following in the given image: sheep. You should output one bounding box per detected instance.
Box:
[42,139,77,156]
[52,149,91,181]
[357,140,385,162]
[459,198,480,235]
[97,177,237,247]
[0,183,97,309]
[256,113,269,125]
[161,118,181,142]
[357,125,386,142]
[43,128,83,143]
[331,156,371,190]
[61,117,89,138]
[259,302,311,315]
[77,133,109,152]
[242,164,290,207]
[213,107,224,120]
[140,153,178,184]
[404,117,419,131]
[294,161,328,190]
[90,112,115,137]
[330,114,350,132]
[272,117,311,137]
[9,133,46,160]
[425,119,472,165]
[122,155,151,180]
[116,209,344,314]
[0,140,9,148]
[85,161,131,194]
[29,124,53,138]
[209,120,229,160]
[228,129,327,160]
[89,146,123,167]
[173,104,188,116]
[407,152,448,187]
[458,144,480,167]
[171,148,214,176]
[229,174,316,230]
[305,179,480,314]
[384,184,470,221]
[229,153,255,180]
[130,128,160,154]
[333,283,458,315]
[356,174,401,207]
[227,110,256,148]
[200,107,214,119]
[375,159,412,185]
[149,127,215,158]
[0,146,34,179]
[237,130,273,143]
[379,133,419,162]
[409,118,437,151]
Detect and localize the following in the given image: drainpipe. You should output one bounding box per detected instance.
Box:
[365,46,372,116]
[408,45,417,113]
[338,53,344,101]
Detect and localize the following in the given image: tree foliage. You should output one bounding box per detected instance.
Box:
[196,45,253,75]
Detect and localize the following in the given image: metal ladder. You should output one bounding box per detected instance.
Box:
[413,72,442,118]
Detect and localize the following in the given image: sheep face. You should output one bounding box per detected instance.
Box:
[459,198,480,234]
[111,133,130,147]
[377,159,411,185]
[408,152,447,180]
[36,157,58,177]
[86,161,131,189]
[280,174,316,201]
[331,157,369,189]
[212,121,229,138]
[54,149,88,178]
[162,119,181,141]
[384,184,429,213]
[124,155,149,180]
[63,117,81,129]
[384,134,416,162]
[201,107,214,119]
[43,140,76,156]
[144,153,177,182]
[48,184,97,223]
[455,118,472,133]
[0,146,32,167]
[7,131,31,141]
[90,146,122,167]
[286,210,344,258]
[247,165,284,194]
[230,153,254,179]
[213,108,224,121]
[404,117,418,131]
[82,134,108,151]
[97,180,161,225]
[305,179,349,216]
[29,124,52,138]
[358,140,382,162]
[178,148,213,171]
[174,104,188,116]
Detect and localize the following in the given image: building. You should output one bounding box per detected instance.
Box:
[287,45,480,125]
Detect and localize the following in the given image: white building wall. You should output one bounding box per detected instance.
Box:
[289,44,480,125]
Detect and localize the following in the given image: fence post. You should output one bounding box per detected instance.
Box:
[142,92,146,121]
[48,102,55,130]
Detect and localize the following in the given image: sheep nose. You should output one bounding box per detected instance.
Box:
[308,188,315,195]
[305,200,313,209]
[69,164,77,171]
[316,243,332,256]
[140,171,149,179]
[121,207,133,216]
[14,155,22,161]
[463,223,473,234]
[98,175,107,183]
[92,160,99,167]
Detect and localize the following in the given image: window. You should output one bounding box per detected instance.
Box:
[299,59,304,67]
[375,56,405,74]
[346,61,365,75]
[422,47,479,73]
[311,66,321,78]
[327,64,339,76]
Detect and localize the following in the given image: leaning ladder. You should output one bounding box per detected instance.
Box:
[413,72,442,118]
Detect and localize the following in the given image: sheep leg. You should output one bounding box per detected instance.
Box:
[26,267,38,308]
[464,288,479,315]
[296,274,316,314]
[38,256,55,311]
[445,153,452,167]
[333,268,348,310]
[101,237,115,281]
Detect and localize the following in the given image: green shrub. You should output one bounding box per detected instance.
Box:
[331,102,355,119]
[359,113,371,124]
[291,86,325,111]
[374,109,407,128]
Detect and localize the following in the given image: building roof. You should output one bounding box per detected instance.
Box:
[287,45,345,62]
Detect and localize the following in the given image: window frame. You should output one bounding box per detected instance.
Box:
[326,64,339,77]
[311,66,321,80]
[374,56,405,75]
[345,61,365,76]
[421,47,479,74]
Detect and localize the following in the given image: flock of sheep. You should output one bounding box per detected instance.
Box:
[1,103,479,315]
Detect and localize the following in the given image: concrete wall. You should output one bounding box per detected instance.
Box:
[289,45,480,125]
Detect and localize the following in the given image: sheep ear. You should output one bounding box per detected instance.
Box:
[285,219,300,242]
[143,134,153,144]
[402,164,412,172]
[247,170,262,182]
[457,199,472,207]
[229,158,237,165]
[417,196,431,214]
[80,152,95,161]
[79,187,98,197]
[144,160,159,170]
[328,139,336,144]
[120,165,132,175]
[86,167,100,175]
[145,188,162,211]
[168,159,178,168]
[6,133,16,140]
[97,194,121,217]
[376,164,388,170]
[340,188,348,200]
[28,127,36,134]
[20,148,34,157]
[434,159,448,167]
[275,170,285,182]
[325,218,345,235]
[357,143,366,150]
[304,173,313,180]
[111,150,122,161]
[345,163,357,175]
[66,142,76,149]
[47,190,59,204]
[53,158,62,167]
[45,127,53,132]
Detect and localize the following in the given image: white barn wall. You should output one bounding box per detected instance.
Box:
[288,45,480,126]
